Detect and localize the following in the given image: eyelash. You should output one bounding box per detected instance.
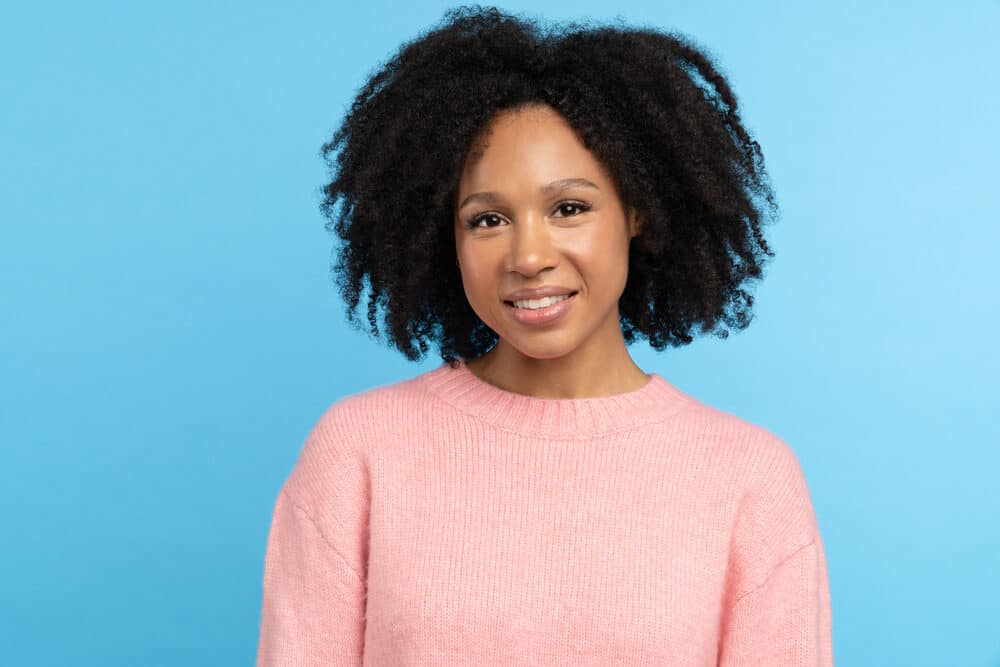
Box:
[464,201,592,229]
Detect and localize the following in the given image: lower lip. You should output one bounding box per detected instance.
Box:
[504,292,578,326]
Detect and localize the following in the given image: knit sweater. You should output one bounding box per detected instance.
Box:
[255,358,833,666]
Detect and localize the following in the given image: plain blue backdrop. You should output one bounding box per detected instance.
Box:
[2,1,998,665]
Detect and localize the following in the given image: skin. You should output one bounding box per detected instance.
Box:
[453,103,651,399]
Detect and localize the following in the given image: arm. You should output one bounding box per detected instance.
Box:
[717,436,834,666]
[256,400,370,666]
[717,536,833,666]
[256,490,367,666]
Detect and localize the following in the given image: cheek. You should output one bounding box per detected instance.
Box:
[457,244,500,289]
[460,264,496,304]
[574,232,630,285]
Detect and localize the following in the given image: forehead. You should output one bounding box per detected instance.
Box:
[458,105,604,190]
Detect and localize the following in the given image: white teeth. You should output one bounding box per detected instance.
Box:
[512,294,572,310]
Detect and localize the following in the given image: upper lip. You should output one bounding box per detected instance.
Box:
[503,286,578,302]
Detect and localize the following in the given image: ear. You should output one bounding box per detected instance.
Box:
[628,208,643,239]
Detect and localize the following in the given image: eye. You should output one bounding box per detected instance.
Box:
[467,212,507,229]
[554,200,591,217]
[465,201,591,230]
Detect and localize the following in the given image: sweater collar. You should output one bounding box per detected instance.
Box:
[419,357,694,439]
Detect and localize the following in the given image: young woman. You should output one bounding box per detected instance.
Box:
[256,6,833,666]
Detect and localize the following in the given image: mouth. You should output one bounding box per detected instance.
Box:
[502,291,578,307]
[502,291,579,326]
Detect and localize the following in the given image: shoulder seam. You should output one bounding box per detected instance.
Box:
[730,539,816,607]
[280,488,367,589]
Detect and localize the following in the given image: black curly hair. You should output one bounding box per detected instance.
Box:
[319,5,777,368]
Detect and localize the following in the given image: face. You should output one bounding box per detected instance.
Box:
[453,103,641,364]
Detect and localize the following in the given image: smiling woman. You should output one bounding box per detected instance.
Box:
[453,104,648,396]
[255,5,833,666]
[315,6,778,384]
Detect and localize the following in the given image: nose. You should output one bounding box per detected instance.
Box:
[506,211,559,277]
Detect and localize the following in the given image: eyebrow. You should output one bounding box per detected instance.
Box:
[457,178,600,210]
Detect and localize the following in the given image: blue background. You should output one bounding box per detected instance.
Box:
[2,1,998,665]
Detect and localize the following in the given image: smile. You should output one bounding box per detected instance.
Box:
[503,292,578,326]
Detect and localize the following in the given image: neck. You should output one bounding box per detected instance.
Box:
[464,343,650,400]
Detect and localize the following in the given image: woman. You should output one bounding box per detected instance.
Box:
[256,6,833,666]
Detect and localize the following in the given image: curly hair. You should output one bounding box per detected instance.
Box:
[319,5,777,367]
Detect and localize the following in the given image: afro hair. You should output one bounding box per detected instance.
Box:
[319,5,778,366]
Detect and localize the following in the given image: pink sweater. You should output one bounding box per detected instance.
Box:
[256,358,833,665]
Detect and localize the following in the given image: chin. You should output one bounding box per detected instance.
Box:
[505,339,579,361]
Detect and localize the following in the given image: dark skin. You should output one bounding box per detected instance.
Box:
[454,103,650,399]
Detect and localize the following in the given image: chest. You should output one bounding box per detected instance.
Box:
[361,440,732,666]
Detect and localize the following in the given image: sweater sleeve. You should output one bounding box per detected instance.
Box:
[256,400,370,666]
[717,436,834,666]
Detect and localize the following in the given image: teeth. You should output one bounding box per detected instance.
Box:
[512,294,572,310]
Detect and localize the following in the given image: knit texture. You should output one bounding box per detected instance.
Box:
[256,358,833,666]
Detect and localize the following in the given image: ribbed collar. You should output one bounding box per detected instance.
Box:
[419,357,694,439]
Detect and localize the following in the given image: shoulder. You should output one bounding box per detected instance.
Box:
[279,371,423,498]
[668,395,818,536]
[315,368,433,435]
[669,395,807,484]
[293,367,435,466]
[683,402,822,582]
[699,402,813,516]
